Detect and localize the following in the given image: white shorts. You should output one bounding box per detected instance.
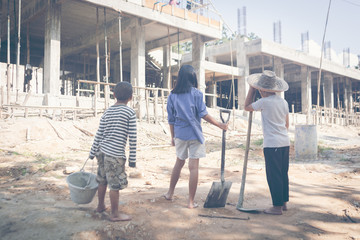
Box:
[174,138,206,160]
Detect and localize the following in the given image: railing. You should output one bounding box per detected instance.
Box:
[76,80,218,123]
[142,0,221,29]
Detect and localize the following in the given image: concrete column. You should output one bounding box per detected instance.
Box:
[301,66,312,114]
[343,77,348,111]
[192,34,206,95]
[162,45,170,89]
[206,78,217,108]
[131,18,146,118]
[113,54,120,83]
[273,58,284,98]
[236,37,249,110]
[43,0,61,104]
[206,56,217,108]
[348,79,353,113]
[323,73,334,109]
[131,18,145,88]
[344,78,353,113]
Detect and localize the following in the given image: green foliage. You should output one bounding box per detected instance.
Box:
[318,145,333,154]
[172,41,192,54]
[247,32,259,40]
[35,154,56,164]
[253,138,263,146]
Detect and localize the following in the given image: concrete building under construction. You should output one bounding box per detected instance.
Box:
[0,0,359,125]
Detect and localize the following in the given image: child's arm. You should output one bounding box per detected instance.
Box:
[202,114,228,131]
[169,124,175,146]
[128,113,137,168]
[89,115,106,159]
[244,86,257,111]
[285,114,289,129]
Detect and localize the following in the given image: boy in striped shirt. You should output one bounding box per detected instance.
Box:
[89,81,137,221]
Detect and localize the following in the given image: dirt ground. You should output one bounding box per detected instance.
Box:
[0,110,360,240]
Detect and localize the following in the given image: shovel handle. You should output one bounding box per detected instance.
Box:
[220,109,231,124]
[220,109,231,183]
[237,111,253,209]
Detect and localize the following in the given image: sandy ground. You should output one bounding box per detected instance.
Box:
[0,111,360,240]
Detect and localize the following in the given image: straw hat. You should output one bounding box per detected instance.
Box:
[247,70,289,92]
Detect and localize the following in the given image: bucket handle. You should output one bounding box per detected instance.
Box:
[80,157,95,189]
[80,157,90,172]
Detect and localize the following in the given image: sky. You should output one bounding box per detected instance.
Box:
[210,0,360,56]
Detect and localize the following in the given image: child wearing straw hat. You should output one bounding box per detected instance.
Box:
[244,70,290,215]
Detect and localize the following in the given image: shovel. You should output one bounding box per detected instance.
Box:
[236,111,262,213]
[204,109,232,208]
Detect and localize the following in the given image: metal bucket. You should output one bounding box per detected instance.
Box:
[66,171,98,204]
[295,125,318,160]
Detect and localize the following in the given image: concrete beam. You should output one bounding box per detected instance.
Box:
[83,0,222,39]
[247,38,360,81]
[146,31,192,51]
[205,74,238,82]
[62,17,126,57]
[203,61,243,77]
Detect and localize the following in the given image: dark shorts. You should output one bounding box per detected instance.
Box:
[95,152,128,191]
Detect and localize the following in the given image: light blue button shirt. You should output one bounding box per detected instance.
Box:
[167,87,208,144]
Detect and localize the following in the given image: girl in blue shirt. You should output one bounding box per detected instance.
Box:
[163,64,228,208]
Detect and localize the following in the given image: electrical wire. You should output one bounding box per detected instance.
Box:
[316,0,332,109]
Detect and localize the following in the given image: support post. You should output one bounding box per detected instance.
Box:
[236,37,249,111]
[154,90,158,123]
[118,12,123,82]
[15,0,22,102]
[7,0,11,104]
[104,8,109,109]
[192,34,205,94]
[44,0,61,103]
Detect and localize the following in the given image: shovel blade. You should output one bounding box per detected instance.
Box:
[237,207,263,214]
[203,181,232,208]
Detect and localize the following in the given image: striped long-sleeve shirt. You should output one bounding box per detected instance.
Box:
[89,104,137,165]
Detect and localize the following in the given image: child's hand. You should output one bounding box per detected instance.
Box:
[171,138,175,146]
[219,122,229,131]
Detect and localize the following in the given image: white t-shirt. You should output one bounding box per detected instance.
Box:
[251,95,290,148]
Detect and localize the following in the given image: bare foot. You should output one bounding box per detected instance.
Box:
[162,193,173,201]
[264,206,282,215]
[95,206,108,213]
[109,213,131,222]
[282,203,288,211]
[188,202,198,209]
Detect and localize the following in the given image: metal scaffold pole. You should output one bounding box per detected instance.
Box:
[15,0,21,102]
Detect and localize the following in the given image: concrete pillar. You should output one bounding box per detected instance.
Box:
[206,56,217,108]
[348,79,353,113]
[113,54,120,83]
[273,58,284,98]
[162,45,170,89]
[206,76,217,108]
[43,0,61,104]
[323,73,334,109]
[131,18,146,119]
[301,66,312,114]
[343,77,348,111]
[192,34,206,95]
[131,18,145,88]
[344,78,353,113]
[236,37,249,110]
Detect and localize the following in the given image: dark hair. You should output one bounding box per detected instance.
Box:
[113,81,133,101]
[172,65,198,94]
